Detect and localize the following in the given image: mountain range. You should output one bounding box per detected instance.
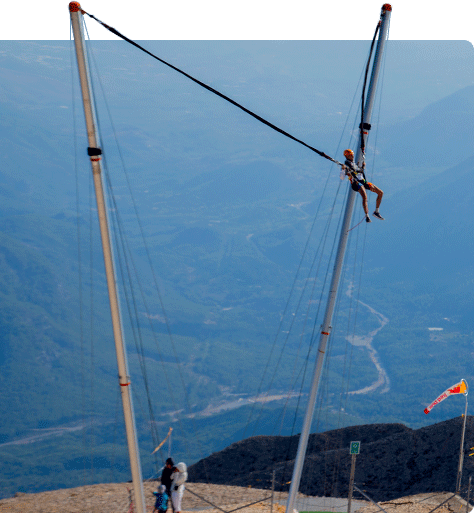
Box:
[0,39,473,498]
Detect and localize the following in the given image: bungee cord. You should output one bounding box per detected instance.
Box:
[80,6,381,172]
[360,20,382,157]
[77,7,362,169]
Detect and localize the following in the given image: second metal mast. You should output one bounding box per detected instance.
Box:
[285,6,392,513]
[69,4,147,513]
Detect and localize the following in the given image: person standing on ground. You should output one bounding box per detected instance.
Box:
[161,458,175,494]
[171,462,188,513]
[153,484,169,513]
[161,458,175,511]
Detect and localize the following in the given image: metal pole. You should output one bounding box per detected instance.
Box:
[347,454,356,513]
[457,394,469,493]
[68,4,146,513]
[285,6,391,513]
[271,470,275,513]
[466,476,472,513]
[168,429,172,458]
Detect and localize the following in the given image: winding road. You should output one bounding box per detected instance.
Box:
[345,285,390,395]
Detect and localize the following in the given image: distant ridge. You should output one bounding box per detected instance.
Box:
[188,417,474,501]
[380,84,474,167]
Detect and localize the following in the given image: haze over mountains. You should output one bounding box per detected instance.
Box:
[0,39,473,498]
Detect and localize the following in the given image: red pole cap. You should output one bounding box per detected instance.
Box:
[382,4,392,12]
[69,2,81,12]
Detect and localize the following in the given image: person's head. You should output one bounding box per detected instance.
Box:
[166,457,174,468]
[159,485,166,494]
[176,462,187,473]
[344,149,354,161]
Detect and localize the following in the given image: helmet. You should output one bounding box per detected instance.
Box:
[344,149,354,158]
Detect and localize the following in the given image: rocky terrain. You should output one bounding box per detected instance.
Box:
[188,418,474,501]
[357,494,470,513]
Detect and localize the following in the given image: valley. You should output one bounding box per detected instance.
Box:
[0,39,473,498]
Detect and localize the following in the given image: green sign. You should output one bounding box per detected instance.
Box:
[350,441,360,455]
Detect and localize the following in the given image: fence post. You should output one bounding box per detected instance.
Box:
[271,470,276,513]
[466,476,472,513]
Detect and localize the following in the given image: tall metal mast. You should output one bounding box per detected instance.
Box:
[285,6,391,513]
[68,4,147,513]
[456,383,468,493]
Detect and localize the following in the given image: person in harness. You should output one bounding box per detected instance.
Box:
[341,149,384,223]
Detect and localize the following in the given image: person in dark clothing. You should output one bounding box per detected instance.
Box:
[161,458,175,494]
[161,458,175,512]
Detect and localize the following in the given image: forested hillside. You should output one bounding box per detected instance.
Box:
[0,40,473,498]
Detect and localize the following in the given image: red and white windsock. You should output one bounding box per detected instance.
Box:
[424,379,468,414]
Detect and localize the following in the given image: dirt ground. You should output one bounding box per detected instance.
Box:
[0,482,469,513]
[0,482,289,513]
[357,493,470,513]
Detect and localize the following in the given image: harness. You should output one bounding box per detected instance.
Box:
[344,159,367,185]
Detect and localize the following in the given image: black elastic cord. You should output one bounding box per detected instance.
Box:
[360,18,381,155]
[82,10,346,167]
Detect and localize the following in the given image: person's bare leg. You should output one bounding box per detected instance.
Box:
[367,184,384,219]
[370,184,383,209]
[358,188,368,215]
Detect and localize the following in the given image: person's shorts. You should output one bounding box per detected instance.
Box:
[351,180,374,192]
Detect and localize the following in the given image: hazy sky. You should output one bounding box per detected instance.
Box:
[3,0,474,42]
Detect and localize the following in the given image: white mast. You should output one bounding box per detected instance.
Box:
[456,383,469,493]
[68,3,147,513]
[285,5,392,513]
